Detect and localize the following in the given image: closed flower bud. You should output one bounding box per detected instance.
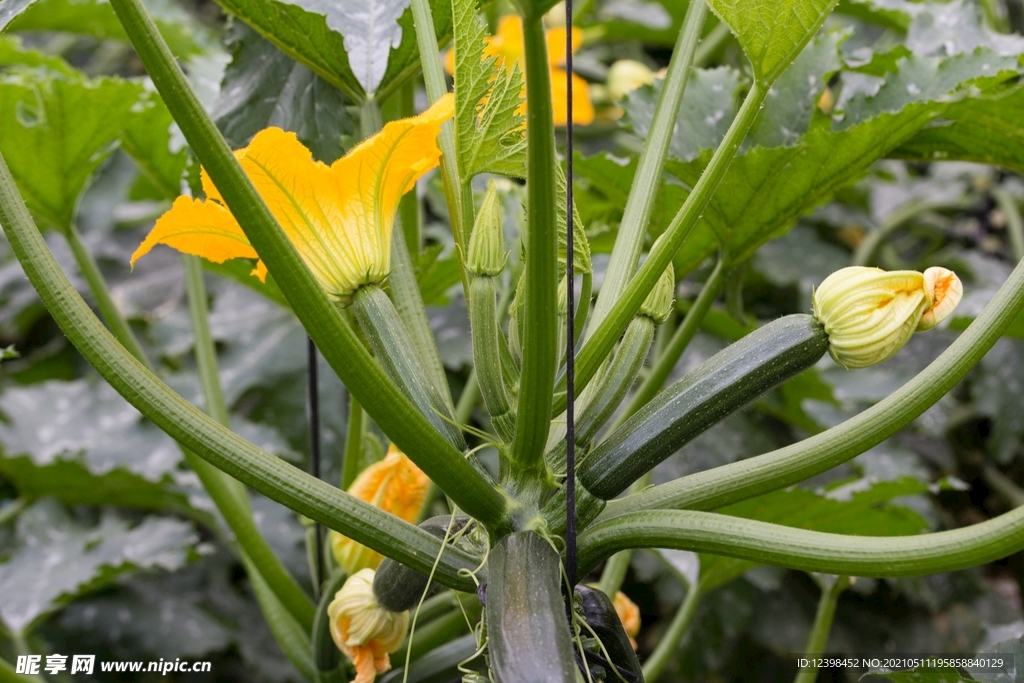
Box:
[467,180,505,277]
[330,445,430,575]
[328,569,409,683]
[813,266,963,369]
[612,591,641,650]
[639,263,675,324]
[607,59,656,101]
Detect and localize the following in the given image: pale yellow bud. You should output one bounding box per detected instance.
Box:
[328,569,409,683]
[607,60,656,101]
[639,264,675,324]
[813,266,963,369]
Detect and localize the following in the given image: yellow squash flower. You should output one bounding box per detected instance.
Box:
[612,591,641,650]
[813,266,963,369]
[330,445,431,575]
[446,15,594,126]
[131,95,454,304]
[328,569,409,683]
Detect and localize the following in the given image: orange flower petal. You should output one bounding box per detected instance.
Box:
[551,69,594,126]
[130,195,261,274]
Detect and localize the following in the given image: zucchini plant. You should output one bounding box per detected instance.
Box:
[1,0,1024,680]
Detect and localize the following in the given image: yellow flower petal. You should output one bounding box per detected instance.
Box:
[328,569,409,683]
[551,69,594,126]
[331,445,431,574]
[130,196,263,275]
[134,96,453,302]
[545,25,584,68]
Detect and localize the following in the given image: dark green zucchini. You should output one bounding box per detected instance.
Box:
[486,531,577,683]
[373,516,469,612]
[579,314,829,500]
[575,586,643,682]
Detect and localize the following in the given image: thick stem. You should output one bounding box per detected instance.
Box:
[65,224,147,364]
[342,396,365,490]
[469,276,515,441]
[103,0,508,529]
[610,241,1024,516]
[0,151,483,590]
[563,80,769,403]
[508,11,559,486]
[793,576,851,683]
[588,0,708,333]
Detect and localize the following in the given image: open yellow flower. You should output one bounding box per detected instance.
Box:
[131,95,454,304]
[328,569,408,683]
[813,266,963,368]
[330,445,431,575]
[445,15,594,126]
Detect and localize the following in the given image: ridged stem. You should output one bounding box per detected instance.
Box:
[588,0,708,333]
[469,276,515,441]
[341,397,365,490]
[0,151,481,591]
[610,241,1024,516]
[508,11,559,487]
[103,0,508,528]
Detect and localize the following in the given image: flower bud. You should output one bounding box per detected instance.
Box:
[612,591,641,650]
[330,445,430,575]
[639,264,675,324]
[607,60,656,101]
[813,266,962,369]
[328,569,409,683]
[467,180,506,277]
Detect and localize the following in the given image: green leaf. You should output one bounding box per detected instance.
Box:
[120,90,189,198]
[0,0,39,31]
[213,0,452,102]
[5,0,214,58]
[0,498,196,634]
[0,68,142,232]
[699,477,930,591]
[452,0,526,181]
[706,0,840,84]
[0,35,76,75]
[414,244,461,305]
[212,22,354,165]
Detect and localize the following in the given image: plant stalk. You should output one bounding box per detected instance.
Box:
[793,576,851,683]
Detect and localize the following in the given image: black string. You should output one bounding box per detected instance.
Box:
[307,336,323,598]
[564,0,577,589]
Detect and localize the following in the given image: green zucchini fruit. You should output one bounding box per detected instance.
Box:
[486,531,577,682]
[373,516,469,612]
[579,314,829,500]
[575,586,643,682]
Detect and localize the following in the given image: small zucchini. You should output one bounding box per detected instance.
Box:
[486,531,577,682]
[575,586,643,682]
[373,516,469,613]
[579,314,829,500]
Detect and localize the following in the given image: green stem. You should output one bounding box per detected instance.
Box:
[994,188,1024,263]
[642,580,702,681]
[609,240,1024,517]
[597,546,632,598]
[104,0,508,529]
[455,370,480,425]
[409,0,470,297]
[587,0,707,334]
[565,79,769,402]
[241,554,316,681]
[350,285,466,450]
[982,464,1024,507]
[0,151,482,592]
[65,223,147,364]
[341,397,365,490]
[617,257,725,427]
[793,576,850,683]
[509,10,559,487]
[470,276,515,442]
[576,505,1024,581]
[396,80,422,253]
[183,255,229,427]
[694,21,731,66]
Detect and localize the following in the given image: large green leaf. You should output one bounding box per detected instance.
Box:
[4,0,214,57]
[212,22,354,164]
[213,0,452,102]
[0,0,35,31]
[0,498,195,634]
[0,67,142,232]
[699,477,931,591]
[452,0,525,181]
[120,89,189,198]
[706,0,840,83]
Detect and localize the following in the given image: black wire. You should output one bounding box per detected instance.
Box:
[307,336,324,598]
[564,0,577,590]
